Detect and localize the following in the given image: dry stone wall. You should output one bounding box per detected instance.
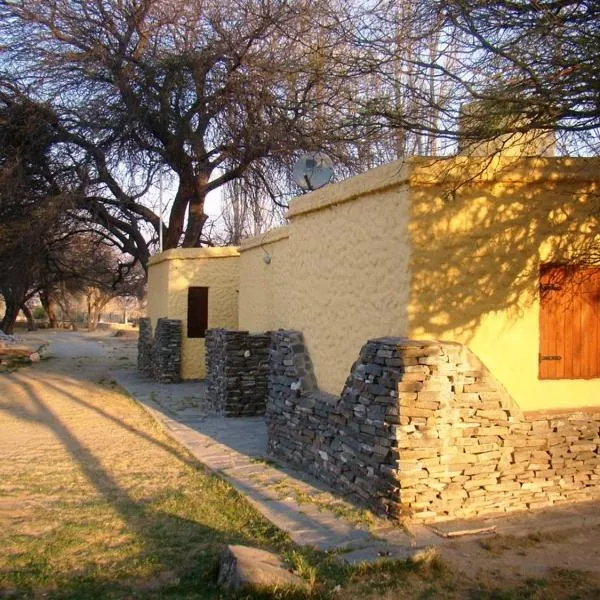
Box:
[266,333,600,522]
[137,318,153,376]
[397,343,600,521]
[267,331,402,516]
[205,329,271,416]
[137,317,182,383]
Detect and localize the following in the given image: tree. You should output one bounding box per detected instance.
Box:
[442,0,600,148]
[5,1,592,280]
[0,0,375,267]
[0,82,145,332]
[213,174,286,245]
[0,208,84,334]
[337,0,600,154]
[0,83,77,333]
[33,232,145,331]
[39,288,59,328]
[77,240,145,331]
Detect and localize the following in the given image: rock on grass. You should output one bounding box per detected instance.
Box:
[217,545,310,592]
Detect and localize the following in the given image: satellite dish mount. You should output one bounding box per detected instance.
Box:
[292,152,334,192]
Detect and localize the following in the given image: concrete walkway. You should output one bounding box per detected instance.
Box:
[111,369,426,562]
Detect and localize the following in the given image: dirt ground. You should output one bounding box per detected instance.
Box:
[445,522,600,574]
[1,328,600,599]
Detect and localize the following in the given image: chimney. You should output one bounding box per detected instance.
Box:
[458,101,556,157]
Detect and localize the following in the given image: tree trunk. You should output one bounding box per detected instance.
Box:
[86,288,113,331]
[165,168,211,250]
[165,177,192,249]
[21,304,37,331]
[40,291,58,328]
[68,316,78,331]
[88,311,99,331]
[61,299,77,331]
[87,297,100,331]
[0,300,19,334]
[184,172,209,248]
[86,292,95,331]
[183,199,208,247]
[1,285,28,335]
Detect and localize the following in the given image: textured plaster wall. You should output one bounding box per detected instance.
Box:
[148,154,600,407]
[147,259,170,331]
[148,248,240,380]
[238,228,291,332]
[408,157,600,410]
[282,161,412,395]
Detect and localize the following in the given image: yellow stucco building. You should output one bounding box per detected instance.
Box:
[147,155,600,412]
[147,247,239,379]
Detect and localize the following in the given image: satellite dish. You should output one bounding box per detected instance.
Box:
[292,152,334,192]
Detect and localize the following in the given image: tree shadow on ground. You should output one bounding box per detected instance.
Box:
[0,370,305,600]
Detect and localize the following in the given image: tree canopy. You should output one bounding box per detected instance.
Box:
[1,0,379,265]
[341,0,600,153]
[0,0,598,282]
[0,83,142,333]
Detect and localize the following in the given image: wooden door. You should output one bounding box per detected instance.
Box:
[539,265,600,379]
[187,286,209,338]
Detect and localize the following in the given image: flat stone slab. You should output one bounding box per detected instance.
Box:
[429,520,497,538]
[340,543,419,565]
[217,545,309,591]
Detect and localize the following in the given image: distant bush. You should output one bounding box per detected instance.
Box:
[32,306,46,319]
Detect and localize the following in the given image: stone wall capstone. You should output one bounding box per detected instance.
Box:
[205,328,271,416]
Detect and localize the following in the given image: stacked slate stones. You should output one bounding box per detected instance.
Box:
[266,332,402,517]
[205,328,224,412]
[205,328,271,417]
[206,328,600,522]
[136,317,182,382]
[388,340,600,522]
[269,330,317,394]
[268,334,600,522]
[152,318,182,383]
[137,318,154,375]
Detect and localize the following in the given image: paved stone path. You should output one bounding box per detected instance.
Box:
[111,369,426,562]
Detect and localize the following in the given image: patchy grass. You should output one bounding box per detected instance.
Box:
[0,357,298,599]
[261,479,375,529]
[1,460,297,598]
[0,343,48,373]
[0,354,441,600]
[249,456,279,468]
